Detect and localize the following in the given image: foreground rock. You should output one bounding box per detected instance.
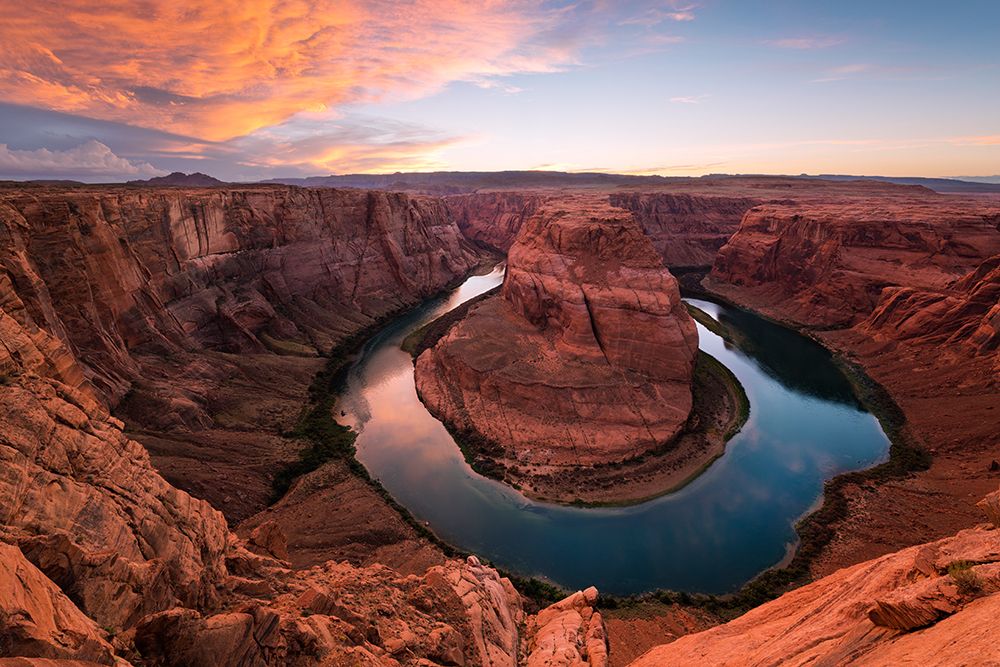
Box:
[630,487,1000,666]
[416,196,698,480]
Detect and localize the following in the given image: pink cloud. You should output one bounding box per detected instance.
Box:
[0,1,635,142]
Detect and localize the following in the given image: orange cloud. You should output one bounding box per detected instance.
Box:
[0,1,590,141]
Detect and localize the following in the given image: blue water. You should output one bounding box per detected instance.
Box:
[340,266,889,595]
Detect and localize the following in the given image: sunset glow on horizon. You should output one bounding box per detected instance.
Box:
[1,0,998,181]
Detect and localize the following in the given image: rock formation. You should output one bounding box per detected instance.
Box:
[0,268,230,633]
[609,192,760,268]
[445,191,544,252]
[629,487,1000,666]
[857,253,1000,359]
[0,186,480,406]
[416,197,698,473]
[708,198,1000,328]
[0,184,612,665]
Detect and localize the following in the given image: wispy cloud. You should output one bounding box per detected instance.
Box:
[948,135,1000,146]
[764,36,845,49]
[228,114,468,174]
[670,94,710,104]
[812,63,874,82]
[0,140,165,178]
[620,2,698,26]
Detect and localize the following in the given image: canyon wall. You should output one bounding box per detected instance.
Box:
[446,190,760,269]
[609,192,760,268]
[415,196,698,477]
[708,199,1000,328]
[0,186,481,406]
[702,193,1000,575]
[445,191,544,252]
[0,185,486,524]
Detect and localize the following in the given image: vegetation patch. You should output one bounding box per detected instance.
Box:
[948,560,983,596]
[258,331,318,357]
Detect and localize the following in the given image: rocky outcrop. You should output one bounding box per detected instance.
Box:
[629,487,1000,666]
[0,271,230,632]
[708,199,1000,328]
[445,191,545,252]
[524,586,608,667]
[132,555,526,667]
[857,253,1000,359]
[0,543,117,664]
[132,552,607,667]
[416,197,698,473]
[609,193,759,268]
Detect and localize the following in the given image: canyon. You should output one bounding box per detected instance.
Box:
[1,176,999,665]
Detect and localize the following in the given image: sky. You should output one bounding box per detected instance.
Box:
[0,0,997,182]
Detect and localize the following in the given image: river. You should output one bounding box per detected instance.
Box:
[337,265,889,595]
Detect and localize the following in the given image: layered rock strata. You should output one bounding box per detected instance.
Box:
[416,198,698,471]
[708,199,1000,328]
[0,183,609,664]
[445,191,544,252]
[702,194,1000,574]
[630,487,1000,666]
[0,184,483,524]
[609,192,760,268]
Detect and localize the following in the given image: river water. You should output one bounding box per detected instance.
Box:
[338,265,889,595]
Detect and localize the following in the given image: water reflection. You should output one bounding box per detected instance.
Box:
[705,301,861,408]
[341,271,889,595]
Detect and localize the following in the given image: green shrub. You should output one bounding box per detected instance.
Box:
[948,560,983,596]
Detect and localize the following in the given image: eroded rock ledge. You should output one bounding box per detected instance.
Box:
[415,196,699,482]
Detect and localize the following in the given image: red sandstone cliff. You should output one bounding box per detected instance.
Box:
[609,192,760,268]
[0,185,486,524]
[415,196,698,474]
[707,199,1000,328]
[444,191,544,252]
[857,253,1000,359]
[0,184,609,666]
[0,186,481,406]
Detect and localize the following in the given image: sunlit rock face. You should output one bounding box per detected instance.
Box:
[0,185,481,406]
[416,196,699,469]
